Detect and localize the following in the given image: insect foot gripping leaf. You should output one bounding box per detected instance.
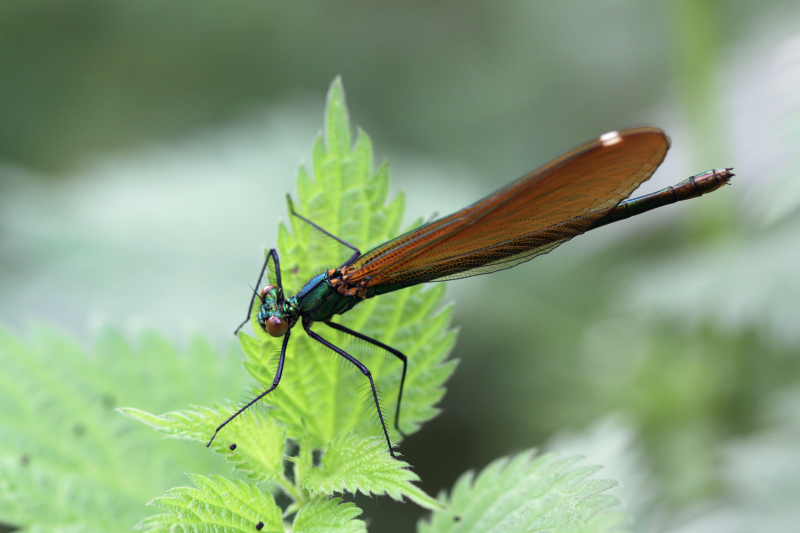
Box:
[418,450,629,533]
[302,433,443,510]
[120,77,453,531]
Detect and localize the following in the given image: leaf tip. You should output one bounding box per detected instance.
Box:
[324,76,353,155]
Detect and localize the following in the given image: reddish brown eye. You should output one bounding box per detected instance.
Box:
[259,285,277,300]
[265,316,288,337]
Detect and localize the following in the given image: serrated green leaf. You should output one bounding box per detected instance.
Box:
[118,403,288,483]
[292,498,366,533]
[110,78,455,529]
[418,450,628,533]
[0,325,248,532]
[303,433,441,510]
[136,474,283,533]
[235,78,457,455]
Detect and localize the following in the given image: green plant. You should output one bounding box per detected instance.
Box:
[0,78,628,533]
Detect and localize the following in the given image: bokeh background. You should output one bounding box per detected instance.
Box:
[2,1,800,531]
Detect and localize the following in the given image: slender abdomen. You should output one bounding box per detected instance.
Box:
[588,168,733,230]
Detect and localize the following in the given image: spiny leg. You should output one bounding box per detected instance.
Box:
[324,320,408,438]
[234,248,283,335]
[303,321,396,458]
[286,194,361,267]
[207,330,290,447]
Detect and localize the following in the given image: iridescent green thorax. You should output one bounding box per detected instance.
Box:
[257,271,373,331]
[292,271,364,323]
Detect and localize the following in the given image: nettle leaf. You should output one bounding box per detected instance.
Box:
[123,78,450,528]
[0,326,248,532]
[302,433,442,510]
[418,450,628,533]
[236,77,458,452]
[292,498,366,533]
[135,474,283,533]
[119,403,288,483]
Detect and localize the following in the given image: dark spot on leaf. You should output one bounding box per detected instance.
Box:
[20,454,30,466]
[101,394,115,409]
[73,423,86,437]
[292,266,299,275]
[256,522,264,530]
[454,516,461,522]
[229,443,237,450]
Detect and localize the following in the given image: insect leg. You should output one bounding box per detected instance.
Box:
[324,320,408,438]
[207,329,290,447]
[303,321,397,458]
[234,248,282,335]
[286,194,361,267]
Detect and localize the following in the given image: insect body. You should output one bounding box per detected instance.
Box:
[207,127,733,458]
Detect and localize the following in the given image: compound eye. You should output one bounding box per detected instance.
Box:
[259,285,277,301]
[265,316,288,338]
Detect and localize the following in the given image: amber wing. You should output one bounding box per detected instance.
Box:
[344,127,670,288]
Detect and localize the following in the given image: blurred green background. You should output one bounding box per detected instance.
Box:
[2,0,800,531]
